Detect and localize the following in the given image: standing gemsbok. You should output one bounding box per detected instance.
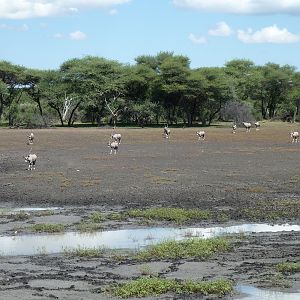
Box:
[163,125,171,139]
[290,131,299,143]
[196,131,205,140]
[242,122,251,132]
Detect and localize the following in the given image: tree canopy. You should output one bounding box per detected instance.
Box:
[0,54,299,127]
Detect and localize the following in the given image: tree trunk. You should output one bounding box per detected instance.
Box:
[48,101,64,126]
[261,98,268,119]
[67,100,81,126]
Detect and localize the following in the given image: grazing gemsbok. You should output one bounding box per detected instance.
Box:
[24,153,37,170]
[196,131,205,140]
[242,122,251,132]
[27,132,34,145]
[254,122,260,130]
[290,131,299,143]
[111,133,122,144]
[232,124,237,134]
[163,125,171,139]
[108,140,119,154]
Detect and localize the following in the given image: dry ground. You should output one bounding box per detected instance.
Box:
[0,122,300,209]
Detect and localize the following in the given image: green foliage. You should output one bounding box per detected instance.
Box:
[1,55,300,126]
[10,211,30,221]
[126,207,211,223]
[110,277,233,298]
[75,222,102,232]
[240,199,300,221]
[277,262,300,274]
[63,246,103,257]
[75,211,104,232]
[259,273,292,288]
[136,237,231,261]
[30,223,65,233]
[89,212,104,223]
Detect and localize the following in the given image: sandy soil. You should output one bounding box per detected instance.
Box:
[0,123,300,299]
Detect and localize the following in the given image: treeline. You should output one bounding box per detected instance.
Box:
[0,52,299,127]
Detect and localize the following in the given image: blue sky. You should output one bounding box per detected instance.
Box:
[1,0,300,70]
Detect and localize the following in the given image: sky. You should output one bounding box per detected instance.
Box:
[1,0,300,70]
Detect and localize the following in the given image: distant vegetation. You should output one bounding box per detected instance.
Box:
[0,53,299,127]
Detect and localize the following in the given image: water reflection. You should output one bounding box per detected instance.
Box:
[0,223,299,256]
[236,285,300,300]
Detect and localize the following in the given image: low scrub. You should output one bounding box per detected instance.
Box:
[127,207,212,223]
[10,211,30,221]
[75,222,102,232]
[240,199,300,221]
[30,223,65,233]
[89,212,104,223]
[63,246,103,257]
[110,277,233,298]
[136,237,231,261]
[277,262,300,274]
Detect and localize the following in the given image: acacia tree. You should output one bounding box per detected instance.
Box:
[23,69,49,126]
[158,55,191,124]
[39,70,69,126]
[0,61,27,125]
[60,56,127,126]
[122,64,158,125]
[196,67,232,125]
[181,69,206,126]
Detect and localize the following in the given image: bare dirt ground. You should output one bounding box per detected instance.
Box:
[0,122,300,299]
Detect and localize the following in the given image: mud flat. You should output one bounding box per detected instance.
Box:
[0,124,300,299]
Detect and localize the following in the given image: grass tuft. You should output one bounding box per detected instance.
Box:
[127,207,212,223]
[109,277,233,298]
[75,222,102,232]
[30,223,65,233]
[10,211,30,221]
[240,199,300,221]
[136,237,231,261]
[63,246,104,257]
[277,262,300,274]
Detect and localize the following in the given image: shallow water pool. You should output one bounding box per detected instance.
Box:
[0,223,299,256]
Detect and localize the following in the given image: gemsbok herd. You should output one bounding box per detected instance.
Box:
[20,122,298,170]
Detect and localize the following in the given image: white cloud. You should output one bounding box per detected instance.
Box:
[0,0,131,19]
[19,23,29,31]
[109,9,118,15]
[39,22,48,28]
[188,33,207,44]
[0,23,29,31]
[208,21,232,36]
[173,0,300,15]
[53,33,64,39]
[237,25,300,43]
[69,30,87,40]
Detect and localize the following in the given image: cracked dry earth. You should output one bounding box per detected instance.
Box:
[0,124,300,299]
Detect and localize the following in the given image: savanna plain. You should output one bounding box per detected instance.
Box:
[0,122,299,299]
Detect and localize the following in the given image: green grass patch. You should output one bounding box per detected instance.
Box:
[126,208,212,223]
[10,211,30,221]
[240,199,300,221]
[259,273,291,288]
[109,277,233,298]
[75,221,102,232]
[35,210,55,217]
[107,212,127,221]
[63,246,104,257]
[277,262,300,274]
[89,212,104,223]
[30,223,65,233]
[136,237,231,261]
